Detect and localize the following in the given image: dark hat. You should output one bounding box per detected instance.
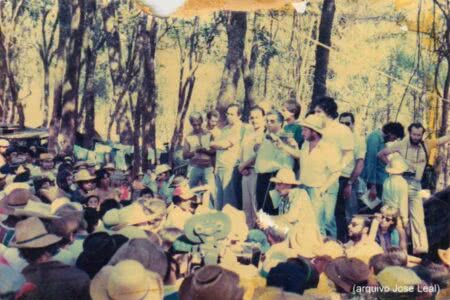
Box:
[76,232,128,278]
[267,261,318,295]
[325,257,370,293]
[179,265,244,300]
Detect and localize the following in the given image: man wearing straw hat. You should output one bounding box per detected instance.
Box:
[277,114,341,236]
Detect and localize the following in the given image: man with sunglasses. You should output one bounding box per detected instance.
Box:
[335,112,366,242]
[0,139,9,168]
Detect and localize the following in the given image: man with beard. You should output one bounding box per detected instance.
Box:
[377,123,450,254]
[362,122,405,201]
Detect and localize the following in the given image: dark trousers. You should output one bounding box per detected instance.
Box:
[256,172,277,215]
[335,177,359,242]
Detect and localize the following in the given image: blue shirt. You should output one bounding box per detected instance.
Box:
[362,129,387,186]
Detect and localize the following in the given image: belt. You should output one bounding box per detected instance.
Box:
[403,172,416,178]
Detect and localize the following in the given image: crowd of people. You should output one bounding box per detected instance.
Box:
[0,96,449,300]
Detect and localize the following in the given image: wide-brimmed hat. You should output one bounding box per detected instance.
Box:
[184,212,231,244]
[169,175,189,188]
[376,266,422,291]
[299,114,326,135]
[39,153,55,161]
[39,186,67,203]
[14,201,60,219]
[154,164,171,176]
[0,139,10,147]
[438,247,450,266]
[179,265,243,300]
[386,153,409,175]
[0,188,40,215]
[270,168,301,185]
[9,217,62,248]
[173,186,195,199]
[108,238,168,279]
[325,257,370,293]
[74,169,96,182]
[74,161,88,169]
[103,163,116,171]
[90,260,163,300]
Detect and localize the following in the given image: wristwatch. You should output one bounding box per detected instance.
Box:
[347,180,353,186]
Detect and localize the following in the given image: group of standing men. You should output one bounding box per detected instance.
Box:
[182,96,450,255]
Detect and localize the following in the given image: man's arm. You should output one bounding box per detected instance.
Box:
[319,170,341,195]
[182,139,195,160]
[437,132,450,146]
[340,149,354,171]
[377,143,401,165]
[210,140,232,150]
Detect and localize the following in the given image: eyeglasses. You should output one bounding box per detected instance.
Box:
[267,119,277,124]
[349,222,361,227]
[382,215,393,222]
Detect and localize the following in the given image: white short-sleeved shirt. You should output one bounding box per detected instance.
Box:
[215,122,246,168]
[342,133,366,178]
[254,137,295,174]
[240,129,265,164]
[322,120,355,153]
[299,140,341,188]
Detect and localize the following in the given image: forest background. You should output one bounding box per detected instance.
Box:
[0,0,449,186]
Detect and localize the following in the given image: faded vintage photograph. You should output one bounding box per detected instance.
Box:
[0,0,449,299]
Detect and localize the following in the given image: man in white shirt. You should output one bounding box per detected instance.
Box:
[278,114,341,236]
[238,106,266,227]
[313,97,354,238]
[210,104,246,210]
[335,112,366,242]
[254,110,294,215]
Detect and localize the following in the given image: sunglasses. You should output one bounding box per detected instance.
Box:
[340,121,352,127]
[349,222,362,227]
[382,215,393,222]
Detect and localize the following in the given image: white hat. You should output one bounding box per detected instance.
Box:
[154,164,171,176]
[0,139,9,147]
[270,168,300,185]
[386,153,409,175]
[90,260,163,300]
[299,114,326,135]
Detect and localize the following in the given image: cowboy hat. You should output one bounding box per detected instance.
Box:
[9,217,62,248]
[325,257,370,293]
[74,169,96,182]
[14,201,60,220]
[154,164,171,176]
[438,247,450,266]
[173,186,196,200]
[103,163,116,171]
[0,188,40,215]
[270,168,301,185]
[169,175,189,188]
[184,212,231,244]
[386,153,409,175]
[90,260,163,300]
[376,266,422,291]
[299,114,326,135]
[39,186,67,203]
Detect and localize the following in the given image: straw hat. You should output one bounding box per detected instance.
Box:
[74,161,88,170]
[90,260,163,300]
[169,175,189,188]
[14,201,60,220]
[438,247,450,266]
[376,266,422,291]
[184,212,231,244]
[386,153,409,175]
[9,217,62,248]
[172,186,195,199]
[154,164,171,176]
[0,139,10,147]
[74,169,96,182]
[325,257,370,293]
[39,153,55,161]
[0,188,40,215]
[103,163,116,171]
[39,186,67,203]
[270,168,301,185]
[299,114,326,135]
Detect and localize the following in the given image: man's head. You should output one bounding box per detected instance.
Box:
[249,106,265,130]
[348,216,370,241]
[225,104,242,126]
[266,110,284,134]
[0,139,9,155]
[281,100,301,122]
[313,96,339,120]
[382,122,405,143]
[408,123,425,146]
[189,112,204,134]
[339,112,355,130]
[206,110,219,129]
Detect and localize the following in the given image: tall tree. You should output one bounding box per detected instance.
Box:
[216,12,247,119]
[311,0,335,108]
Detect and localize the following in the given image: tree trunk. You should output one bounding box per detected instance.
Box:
[311,0,336,108]
[216,12,247,119]
[440,55,450,185]
[59,0,86,155]
[242,14,259,121]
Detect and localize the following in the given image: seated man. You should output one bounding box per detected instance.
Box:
[257,168,319,238]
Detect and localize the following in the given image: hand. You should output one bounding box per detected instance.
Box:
[238,163,246,173]
[286,137,297,148]
[240,169,250,176]
[253,144,261,152]
[255,219,268,230]
[368,185,377,201]
[374,213,382,222]
[343,184,352,200]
